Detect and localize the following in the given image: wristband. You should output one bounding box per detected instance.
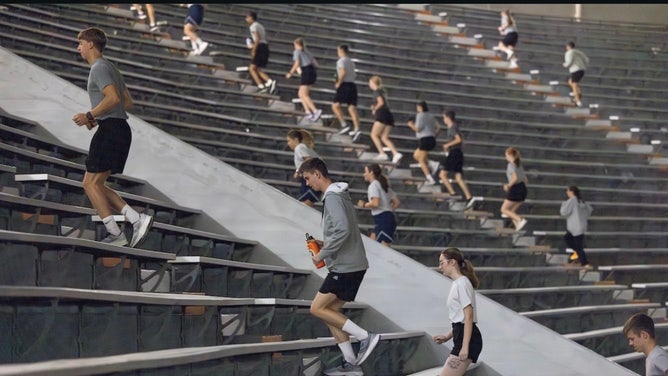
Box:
[86,112,95,122]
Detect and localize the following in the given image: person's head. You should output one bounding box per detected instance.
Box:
[286,129,314,150]
[77,27,107,58]
[337,44,349,58]
[443,110,456,126]
[363,163,389,192]
[566,41,575,50]
[505,147,521,167]
[368,75,383,90]
[566,185,581,200]
[245,11,257,25]
[439,248,480,288]
[294,37,306,51]
[623,313,657,354]
[502,9,514,25]
[298,157,330,191]
[417,101,429,113]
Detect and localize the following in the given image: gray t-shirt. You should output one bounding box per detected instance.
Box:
[249,21,267,44]
[87,58,128,120]
[506,162,526,184]
[293,143,319,170]
[293,49,315,67]
[646,346,668,376]
[336,56,356,83]
[414,112,437,139]
[367,179,395,216]
[445,122,462,150]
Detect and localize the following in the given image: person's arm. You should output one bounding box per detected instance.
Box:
[443,133,462,151]
[563,50,572,68]
[433,329,453,344]
[358,196,380,209]
[286,58,300,78]
[459,305,474,361]
[315,196,349,261]
[335,66,345,88]
[122,87,133,110]
[503,171,518,191]
[371,94,384,113]
[406,120,418,132]
[559,198,573,217]
[250,30,259,54]
[390,195,400,210]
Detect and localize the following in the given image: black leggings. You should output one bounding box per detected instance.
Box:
[564,231,588,265]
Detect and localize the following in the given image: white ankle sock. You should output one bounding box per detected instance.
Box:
[102,215,121,236]
[121,204,140,224]
[342,319,368,341]
[338,341,357,364]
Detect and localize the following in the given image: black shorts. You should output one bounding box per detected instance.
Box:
[85,118,132,174]
[251,43,270,68]
[506,181,527,202]
[319,270,366,302]
[569,70,585,83]
[298,177,320,202]
[374,105,394,126]
[502,31,518,47]
[184,4,204,27]
[372,211,396,244]
[440,148,463,174]
[451,322,483,363]
[333,82,358,106]
[300,64,317,86]
[418,136,436,151]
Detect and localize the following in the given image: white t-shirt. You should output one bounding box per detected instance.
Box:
[293,143,318,170]
[646,346,668,376]
[249,21,267,44]
[447,276,477,323]
[367,179,395,216]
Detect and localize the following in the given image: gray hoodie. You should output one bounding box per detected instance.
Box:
[319,182,369,273]
[560,196,593,236]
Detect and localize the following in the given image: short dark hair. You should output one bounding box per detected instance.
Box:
[623,313,655,338]
[567,41,575,48]
[247,11,258,21]
[298,157,329,178]
[417,100,429,112]
[77,27,107,52]
[338,44,349,54]
[444,110,456,121]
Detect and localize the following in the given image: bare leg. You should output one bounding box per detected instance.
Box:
[145,4,156,26]
[370,121,386,154]
[348,105,360,131]
[414,149,430,177]
[310,293,350,343]
[454,173,472,200]
[380,125,398,156]
[332,102,345,126]
[439,354,472,376]
[82,171,119,218]
[183,23,198,46]
[302,199,314,208]
[248,64,263,86]
[299,85,318,114]
[439,170,457,195]
[501,199,522,227]
[369,232,377,241]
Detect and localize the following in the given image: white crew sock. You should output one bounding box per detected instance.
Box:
[190,40,198,50]
[195,37,205,48]
[102,215,122,236]
[338,341,357,364]
[121,204,140,224]
[342,319,368,341]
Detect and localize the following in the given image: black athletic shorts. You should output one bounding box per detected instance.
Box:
[569,70,585,83]
[333,82,358,106]
[300,64,317,86]
[374,105,394,126]
[418,136,436,151]
[85,118,132,174]
[319,270,366,302]
[451,322,483,363]
[506,181,527,202]
[251,43,270,68]
[440,148,463,174]
[502,31,518,47]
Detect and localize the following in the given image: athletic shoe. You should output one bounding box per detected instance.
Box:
[424,175,436,185]
[188,49,198,56]
[516,218,528,231]
[197,41,209,55]
[428,160,440,175]
[506,50,514,60]
[323,361,363,376]
[355,333,380,366]
[257,86,268,94]
[100,232,128,247]
[576,101,582,107]
[312,109,322,122]
[351,130,362,143]
[391,153,403,164]
[373,153,389,161]
[137,11,146,20]
[508,60,519,69]
[464,197,476,210]
[130,213,154,248]
[338,125,351,135]
[150,25,159,32]
[569,252,580,261]
[268,79,277,94]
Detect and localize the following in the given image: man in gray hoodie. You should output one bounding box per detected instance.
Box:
[299,157,379,375]
[563,41,590,107]
[560,186,593,267]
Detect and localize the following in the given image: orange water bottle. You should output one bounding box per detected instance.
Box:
[306,233,326,269]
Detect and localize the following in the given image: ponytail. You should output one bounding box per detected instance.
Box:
[366,163,389,192]
[506,147,522,168]
[441,248,479,288]
[287,129,315,149]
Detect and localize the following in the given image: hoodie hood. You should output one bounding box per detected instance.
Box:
[323,182,349,197]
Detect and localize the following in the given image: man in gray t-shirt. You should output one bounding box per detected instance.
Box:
[72,27,153,248]
[332,45,361,139]
[245,11,276,94]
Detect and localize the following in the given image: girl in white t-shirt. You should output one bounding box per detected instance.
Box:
[433,248,483,376]
[287,129,320,207]
[357,163,400,246]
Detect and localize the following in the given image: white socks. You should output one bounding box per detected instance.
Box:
[342,319,368,341]
[102,215,121,236]
[121,204,140,224]
[338,341,357,364]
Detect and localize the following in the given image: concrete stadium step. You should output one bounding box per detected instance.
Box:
[104,5,134,18]
[431,24,462,35]
[585,119,616,130]
[505,72,535,83]
[565,107,598,119]
[649,157,668,166]
[524,84,557,95]
[396,4,430,12]
[605,131,634,141]
[414,13,446,24]
[156,37,188,50]
[627,144,655,154]
[545,96,575,106]
[467,48,497,59]
[450,35,482,47]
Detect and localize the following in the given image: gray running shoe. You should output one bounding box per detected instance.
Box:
[323,361,363,376]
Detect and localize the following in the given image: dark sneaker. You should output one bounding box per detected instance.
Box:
[130,213,153,248]
[355,333,380,366]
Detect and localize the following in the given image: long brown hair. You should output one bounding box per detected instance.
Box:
[441,247,479,288]
[287,129,315,149]
[505,147,522,168]
[365,163,389,193]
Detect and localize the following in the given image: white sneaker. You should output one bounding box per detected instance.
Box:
[311,109,322,121]
[509,60,518,69]
[100,232,128,247]
[506,50,514,60]
[351,130,362,143]
[197,41,209,55]
[424,175,436,185]
[323,361,363,376]
[268,79,277,94]
[374,153,389,161]
[576,101,582,107]
[355,333,381,366]
[392,153,403,164]
[339,125,351,135]
[428,160,440,175]
[516,218,528,231]
[464,197,476,210]
[130,213,154,248]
